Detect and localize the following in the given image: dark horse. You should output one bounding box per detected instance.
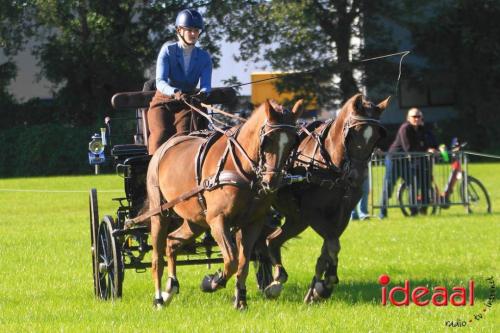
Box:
[264,94,389,302]
[146,99,303,309]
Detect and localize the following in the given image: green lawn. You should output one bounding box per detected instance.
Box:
[0,163,498,332]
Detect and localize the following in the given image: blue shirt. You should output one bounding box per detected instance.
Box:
[155,42,212,95]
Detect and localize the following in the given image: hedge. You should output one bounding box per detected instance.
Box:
[0,124,96,177]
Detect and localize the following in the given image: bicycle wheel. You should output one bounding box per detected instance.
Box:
[397,183,437,217]
[461,176,491,214]
[397,183,412,217]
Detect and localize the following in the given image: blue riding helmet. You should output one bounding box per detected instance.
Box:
[175,9,204,31]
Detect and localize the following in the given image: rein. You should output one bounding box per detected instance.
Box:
[125,99,299,225]
[227,51,409,97]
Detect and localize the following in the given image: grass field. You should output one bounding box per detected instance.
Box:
[0,163,498,332]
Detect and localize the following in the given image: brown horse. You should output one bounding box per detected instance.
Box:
[264,93,389,302]
[146,99,303,309]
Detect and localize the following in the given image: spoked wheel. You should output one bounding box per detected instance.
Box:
[461,176,491,214]
[96,215,123,300]
[397,182,437,217]
[89,189,99,297]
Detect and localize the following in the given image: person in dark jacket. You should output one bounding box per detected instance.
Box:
[379,108,437,218]
[147,9,212,154]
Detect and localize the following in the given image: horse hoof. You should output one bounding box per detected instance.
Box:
[201,272,226,292]
[161,277,179,305]
[234,300,248,310]
[201,274,217,292]
[234,287,247,310]
[263,281,283,299]
[153,297,164,309]
[161,287,178,306]
[312,280,333,299]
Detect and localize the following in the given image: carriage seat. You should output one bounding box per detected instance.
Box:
[111,86,238,110]
[111,144,148,160]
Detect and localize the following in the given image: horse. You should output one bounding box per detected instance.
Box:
[145,99,303,309]
[263,93,390,302]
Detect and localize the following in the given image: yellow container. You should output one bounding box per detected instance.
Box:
[250,72,317,110]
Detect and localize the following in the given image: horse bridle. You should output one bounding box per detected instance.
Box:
[227,120,299,191]
[295,114,386,189]
[341,114,387,181]
[182,97,299,192]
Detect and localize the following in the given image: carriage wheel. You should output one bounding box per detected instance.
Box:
[96,215,123,300]
[397,183,437,217]
[89,189,99,297]
[254,253,274,291]
[461,176,491,214]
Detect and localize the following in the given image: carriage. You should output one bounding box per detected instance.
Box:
[88,85,275,300]
[87,85,392,309]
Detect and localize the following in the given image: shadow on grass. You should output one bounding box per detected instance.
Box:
[278,277,494,305]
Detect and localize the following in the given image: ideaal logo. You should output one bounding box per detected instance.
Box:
[378,274,496,328]
[378,274,474,306]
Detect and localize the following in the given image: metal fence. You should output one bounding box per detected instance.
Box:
[369,151,472,216]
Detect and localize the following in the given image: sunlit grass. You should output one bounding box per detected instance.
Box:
[0,164,498,332]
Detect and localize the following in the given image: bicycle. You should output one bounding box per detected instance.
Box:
[397,140,491,216]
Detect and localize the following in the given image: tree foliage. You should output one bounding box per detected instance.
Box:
[408,0,500,148]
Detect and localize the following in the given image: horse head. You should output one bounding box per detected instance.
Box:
[255,99,304,193]
[329,93,390,187]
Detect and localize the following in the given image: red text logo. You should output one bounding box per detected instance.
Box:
[379,274,474,306]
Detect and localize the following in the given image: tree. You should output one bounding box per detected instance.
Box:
[0,62,17,108]
[214,0,383,109]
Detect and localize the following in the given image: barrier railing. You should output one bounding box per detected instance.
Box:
[369,151,491,216]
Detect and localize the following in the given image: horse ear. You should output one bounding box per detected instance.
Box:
[291,99,304,118]
[264,99,278,122]
[353,93,364,112]
[376,96,391,112]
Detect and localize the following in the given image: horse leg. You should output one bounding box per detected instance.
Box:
[163,219,205,305]
[264,214,308,298]
[233,221,265,310]
[150,213,169,308]
[200,214,238,293]
[304,237,340,304]
[303,197,353,304]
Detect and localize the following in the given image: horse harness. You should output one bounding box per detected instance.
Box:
[125,119,298,226]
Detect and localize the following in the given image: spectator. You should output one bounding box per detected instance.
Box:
[351,177,370,220]
[379,108,437,218]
